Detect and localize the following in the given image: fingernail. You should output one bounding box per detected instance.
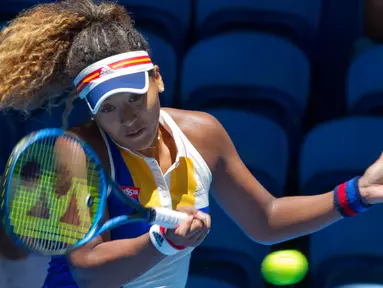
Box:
[195,211,206,220]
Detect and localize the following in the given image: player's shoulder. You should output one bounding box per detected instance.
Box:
[162,108,227,165]
[162,108,224,139]
[69,120,98,139]
[68,120,105,152]
[68,120,111,170]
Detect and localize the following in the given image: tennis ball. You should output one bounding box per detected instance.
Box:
[261,250,308,286]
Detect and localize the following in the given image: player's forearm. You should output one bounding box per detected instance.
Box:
[0,227,29,259]
[0,206,29,259]
[71,233,166,288]
[261,191,341,244]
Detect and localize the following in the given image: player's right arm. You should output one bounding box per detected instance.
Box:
[57,125,163,287]
[65,125,209,288]
[0,173,29,260]
[69,228,166,287]
[0,222,29,259]
[69,208,208,288]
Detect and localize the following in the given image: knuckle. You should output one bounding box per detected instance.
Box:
[177,206,198,215]
[193,219,203,228]
[173,230,184,238]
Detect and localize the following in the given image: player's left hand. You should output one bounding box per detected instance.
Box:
[359,152,383,204]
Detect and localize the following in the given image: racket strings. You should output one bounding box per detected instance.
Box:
[8,135,102,255]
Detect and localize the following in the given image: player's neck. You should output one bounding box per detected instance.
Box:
[138,125,163,159]
[139,126,177,172]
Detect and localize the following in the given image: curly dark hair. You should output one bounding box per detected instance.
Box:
[0,0,150,113]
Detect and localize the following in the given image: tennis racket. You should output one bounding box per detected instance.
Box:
[0,128,188,256]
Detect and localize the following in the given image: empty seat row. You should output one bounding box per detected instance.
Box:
[2,23,381,135]
[2,0,323,54]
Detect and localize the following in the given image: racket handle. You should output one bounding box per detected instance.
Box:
[151,207,188,228]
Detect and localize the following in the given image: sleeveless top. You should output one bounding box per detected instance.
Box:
[43,110,212,288]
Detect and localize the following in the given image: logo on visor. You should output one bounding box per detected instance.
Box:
[99,67,112,78]
[120,186,140,200]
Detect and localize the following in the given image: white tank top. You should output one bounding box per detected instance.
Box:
[100,110,212,288]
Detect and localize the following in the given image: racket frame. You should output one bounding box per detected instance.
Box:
[1,129,108,254]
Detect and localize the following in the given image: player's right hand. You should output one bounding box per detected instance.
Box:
[164,206,210,248]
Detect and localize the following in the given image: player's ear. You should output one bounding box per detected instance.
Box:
[152,65,164,93]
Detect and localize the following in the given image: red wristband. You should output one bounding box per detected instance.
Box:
[159,226,186,250]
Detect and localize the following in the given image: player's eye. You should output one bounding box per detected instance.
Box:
[128,94,143,103]
[100,105,116,113]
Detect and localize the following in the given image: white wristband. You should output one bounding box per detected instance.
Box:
[149,225,184,256]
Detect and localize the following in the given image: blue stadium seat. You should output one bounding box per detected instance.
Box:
[347,46,383,114]
[352,37,376,59]
[181,32,310,138]
[2,0,51,13]
[3,1,190,52]
[186,275,240,288]
[192,109,288,287]
[299,117,383,194]
[207,108,289,196]
[141,31,177,107]
[335,285,383,288]
[121,0,191,53]
[188,247,256,287]
[195,0,322,53]
[299,117,383,287]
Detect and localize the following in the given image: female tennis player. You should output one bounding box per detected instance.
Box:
[1,1,383,287]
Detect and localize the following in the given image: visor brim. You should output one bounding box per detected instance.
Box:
[86,71,149,114]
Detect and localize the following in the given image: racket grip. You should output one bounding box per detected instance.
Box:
[151,207,188,228]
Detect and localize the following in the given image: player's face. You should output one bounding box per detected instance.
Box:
[93,68,164,152]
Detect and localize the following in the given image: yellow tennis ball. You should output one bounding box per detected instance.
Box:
[261,250,308,286]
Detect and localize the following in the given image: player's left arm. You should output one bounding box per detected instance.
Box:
[208,115,344,245]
